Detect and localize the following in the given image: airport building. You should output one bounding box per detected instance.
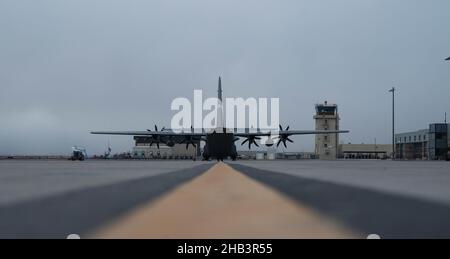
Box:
[237,150,315,160]
[314,101,340,160]
[131,136,199,159]
[277,152,315,160]
[338,144,392,159]
[395,123,450,160]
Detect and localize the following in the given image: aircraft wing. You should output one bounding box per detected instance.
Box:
[91,129,206,150]
[234,130,349,137]
[278,130,350,135]
[90,131,205,137]
[235,129,350,149]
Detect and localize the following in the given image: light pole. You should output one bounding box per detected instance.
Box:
[445,58,449,124]
[445,58,449,125]
[389,87,396,159]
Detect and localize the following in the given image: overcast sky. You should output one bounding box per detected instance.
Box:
[1,0,449,155]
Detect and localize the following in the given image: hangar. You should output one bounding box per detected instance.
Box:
[396,123,450,160]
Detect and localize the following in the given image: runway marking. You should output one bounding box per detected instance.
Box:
[91,162,359,238]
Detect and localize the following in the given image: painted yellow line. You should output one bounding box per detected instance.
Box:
[91,162,360,239]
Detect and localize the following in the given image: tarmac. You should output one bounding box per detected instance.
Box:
[0,159,450,239]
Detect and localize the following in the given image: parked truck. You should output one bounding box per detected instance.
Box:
[71,146,87,161]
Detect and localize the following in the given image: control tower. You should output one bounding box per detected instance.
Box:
[314,101,340,160]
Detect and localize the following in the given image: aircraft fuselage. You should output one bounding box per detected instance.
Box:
[202,132,237,161]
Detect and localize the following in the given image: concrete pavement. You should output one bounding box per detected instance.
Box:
[1,159,450,238]
[0,160,208,206]
[231,162,450,239]
[232,160,450,205]
[93,163,357,239]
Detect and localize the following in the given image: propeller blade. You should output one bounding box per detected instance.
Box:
[279,125,283,131]
[287,137,294,143]
[283,140,287,148]
[157,142,160,149]
[149,141,153,147]
[254,140,259,147]
[277,139,282,147]
[286,126,290,131]
[242,139,249,145]
[248,141,252,149]
[186,143,189,150]
[155,125,158,132]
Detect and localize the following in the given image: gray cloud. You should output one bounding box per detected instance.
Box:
[1,0,449,155]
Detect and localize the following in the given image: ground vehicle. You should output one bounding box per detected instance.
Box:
[71,146,87,161]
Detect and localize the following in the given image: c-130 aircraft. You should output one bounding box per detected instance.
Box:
[91,78,349,161]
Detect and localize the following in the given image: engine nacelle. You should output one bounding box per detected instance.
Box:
[264,138,274,147]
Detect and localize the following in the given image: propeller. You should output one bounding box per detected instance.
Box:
[241,136,261,149]
[180,126,198,150]
[181,137,198,150]
[279,124,290,131]
[147,125,165,132]
[277,124,294,148]
[147,125,165,149]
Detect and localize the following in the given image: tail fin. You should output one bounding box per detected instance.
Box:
[218,77,224,129]
[218,76,223,102]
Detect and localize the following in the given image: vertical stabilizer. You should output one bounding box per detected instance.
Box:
[218,77,224,130]
[218,77,223,102]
